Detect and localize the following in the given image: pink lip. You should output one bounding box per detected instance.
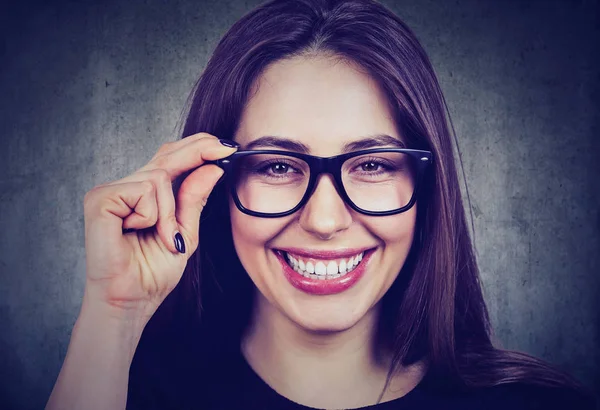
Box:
[277,247,373,260]
[274,248,375,295]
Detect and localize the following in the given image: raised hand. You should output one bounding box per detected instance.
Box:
[81,132,238,322]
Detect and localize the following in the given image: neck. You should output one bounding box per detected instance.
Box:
[241,292,426,408]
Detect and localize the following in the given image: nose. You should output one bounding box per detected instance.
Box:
[298,174,353,240]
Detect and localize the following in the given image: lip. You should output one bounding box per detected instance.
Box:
[274,248,376,295]
[276,247,373,260]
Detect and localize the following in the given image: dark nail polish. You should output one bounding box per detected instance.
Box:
[219,139,240,148]
[174,232,186,254]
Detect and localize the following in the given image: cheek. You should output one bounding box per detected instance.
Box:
[229,200,287,262]
[365,207,417,293]
[229,201,296,303]
[366,206,417,247]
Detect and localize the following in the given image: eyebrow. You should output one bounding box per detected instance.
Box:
[243,134,405,153]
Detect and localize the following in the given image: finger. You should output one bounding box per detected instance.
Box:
[150,132,217,158]
[84,181,159,259]
[146,132,217,160]
[147,169,180,255]
[136,134,239,181]
[95,169,191,255]
[175,163,225,253]
[121,183,159,230]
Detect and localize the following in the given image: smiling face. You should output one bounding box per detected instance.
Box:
[230,54,417,332]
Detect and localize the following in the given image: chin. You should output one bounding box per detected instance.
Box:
[280,294,377,334]
[293,313,361,334]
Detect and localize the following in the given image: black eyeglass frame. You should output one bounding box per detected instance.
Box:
[206,147,433,218]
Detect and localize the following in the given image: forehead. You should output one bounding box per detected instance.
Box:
[234,55,402,154]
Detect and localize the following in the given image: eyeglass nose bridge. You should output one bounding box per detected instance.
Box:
[300,156,348,208]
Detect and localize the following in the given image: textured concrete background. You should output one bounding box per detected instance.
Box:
[1,0,598,408]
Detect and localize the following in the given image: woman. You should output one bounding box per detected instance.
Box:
[46,0,596,409]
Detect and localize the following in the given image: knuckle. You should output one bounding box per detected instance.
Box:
[200,195,209,209]
[192,132,215,140]
[151,168,171,186]
[83,189,94,203]
[193,140,207,158]
[83,186,101,207]
[157,141,175,153]
[191,133,217,145]
[141,180,155,194]
[151,154,169,169]
[202,133,218,141]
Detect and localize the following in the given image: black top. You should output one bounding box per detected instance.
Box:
[126,319,597,410]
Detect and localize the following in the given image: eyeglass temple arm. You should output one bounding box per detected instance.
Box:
[204,157,232,168]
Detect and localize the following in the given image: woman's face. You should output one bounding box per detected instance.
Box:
[230,55,417,332]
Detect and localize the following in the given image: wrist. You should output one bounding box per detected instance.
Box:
[76,293,149,356]
[81,283,155,328]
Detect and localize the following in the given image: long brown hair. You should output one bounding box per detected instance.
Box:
[150,0,591,399]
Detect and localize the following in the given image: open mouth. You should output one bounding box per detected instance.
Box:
[277,249,367,280]
[273,248,376,295]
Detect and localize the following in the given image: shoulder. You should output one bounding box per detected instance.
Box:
[451,383,598,410]
[379,374,597,410]
[126,313,229,410]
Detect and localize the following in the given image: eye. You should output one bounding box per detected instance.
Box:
[254,159,303,177]
[268,163,293,174]
[359,161,383,172]
[353,158,391,174]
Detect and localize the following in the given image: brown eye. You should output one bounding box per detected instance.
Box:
[361,162,380,172]
[270,163,290,174]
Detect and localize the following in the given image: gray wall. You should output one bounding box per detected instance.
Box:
[1,0,598,408]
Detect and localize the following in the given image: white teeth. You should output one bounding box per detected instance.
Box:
[287,254,300,270]
[314,261,327,275]
[283,251,365,278]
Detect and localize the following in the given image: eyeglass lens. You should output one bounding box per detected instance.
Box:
[232,152,417,214]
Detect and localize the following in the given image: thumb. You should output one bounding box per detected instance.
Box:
[175,163,225,251]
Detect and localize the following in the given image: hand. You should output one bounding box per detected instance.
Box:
[81,133,238,322]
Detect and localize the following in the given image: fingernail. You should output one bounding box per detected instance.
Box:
[174,231,186,254]
[219,139,240,148]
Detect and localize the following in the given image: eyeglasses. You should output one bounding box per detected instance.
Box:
[207,148,432,218]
